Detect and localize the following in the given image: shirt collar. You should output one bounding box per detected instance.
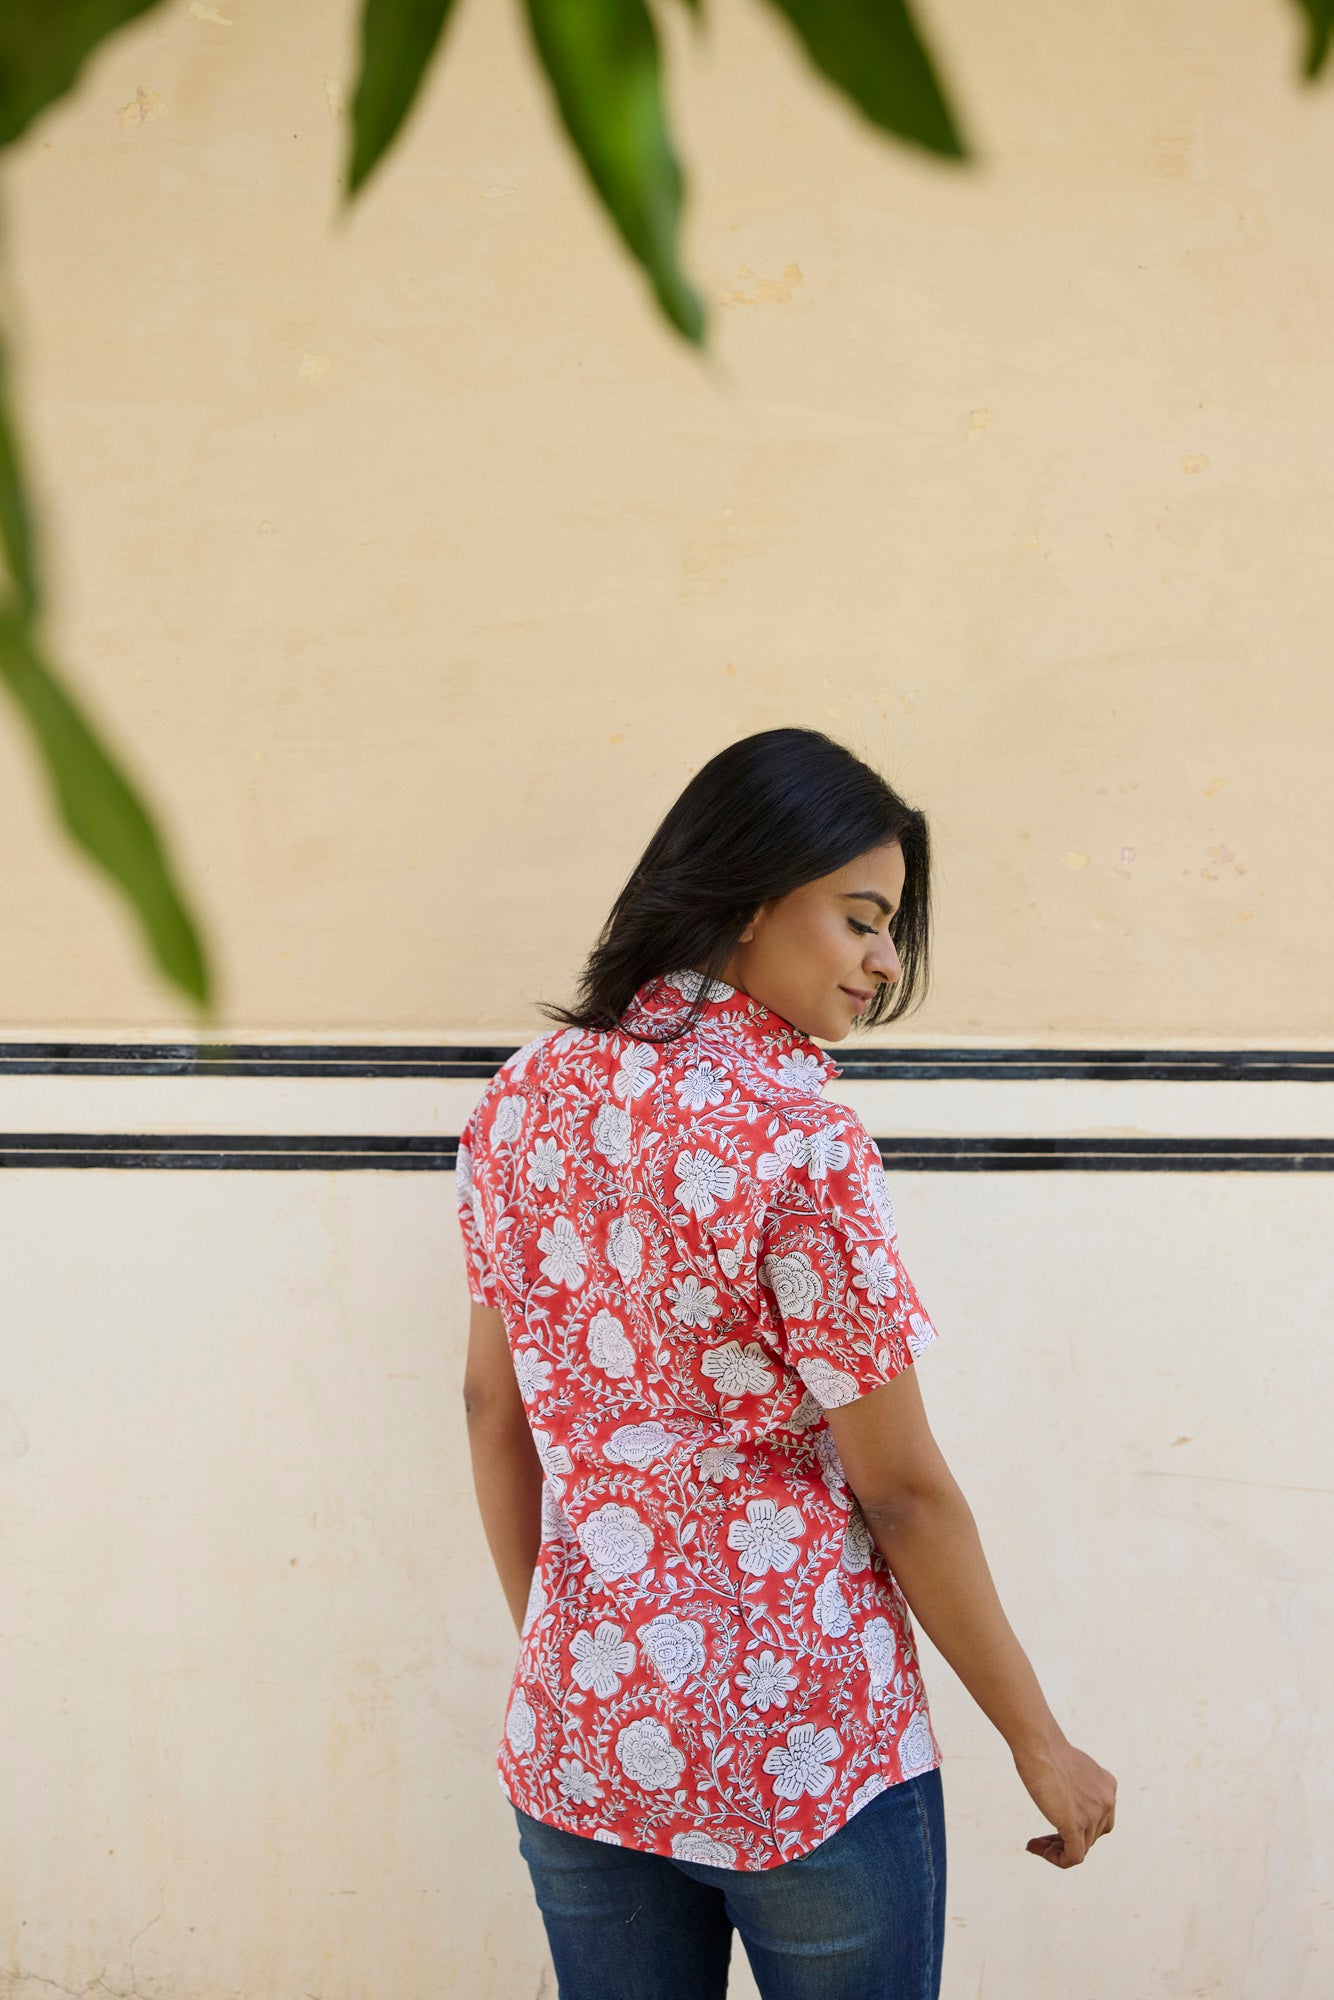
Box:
[619,969,843,1091]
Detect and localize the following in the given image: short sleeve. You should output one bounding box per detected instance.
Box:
[455,1105,499,1308]
[757,1112,939,1410]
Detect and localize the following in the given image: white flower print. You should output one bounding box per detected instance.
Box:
[695,1443,741,1483]
[851,1246,898,1306]
[861,1616,896,1696]
[454,964,948,1866]
[587,1309,636,1377]
[674,1148,738,1221]
[736,1650,799,1713]
[526,1138,565,1191]
[613,1042,658,1103]
[666,1274,721,1328]
[907,1310,937,1359]
[813,1426,850,1503]
[491,1094,526,1145]
[569,1620,637,1698]
[505,1688,536,1755]
[841,1509,873,1574]
[676,1060,728,1113]
[607,1216,643,1282]
[762,1723,843,1800]
[847,1772,889,1818]
[604,1421,675,1469]
[796,1355,860,1410]
[787,1388,823,1432]
[813,1570,852,1638]
[512,1348,552,1400]
[521,1566,546,1636]
[771,1050,828,1095]
[726,1497,805,1576]
[591,1102,632,1166]
[803,1124,852,1179]
[615,1717,685,1790]
[701,1341,775,1398]
[532,1428,573,1497]
[538,1216,588,1288]
[898,1710,936,1778]
[759,1250,821,1320]
[500,1034,548,1084]
[555,1757,603,1805]
[541,1481,575,1542]
[671,1831,737,1866]
[756,1129,810,1182]
[638,1614,706,1691]
[663,969,733,1002]
[867,1164,897,1240]
[577,1502,655,1581]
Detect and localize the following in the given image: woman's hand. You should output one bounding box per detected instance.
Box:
[1013,1733,1117,1867]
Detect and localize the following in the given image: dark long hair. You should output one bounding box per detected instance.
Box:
[539,728,932,1045]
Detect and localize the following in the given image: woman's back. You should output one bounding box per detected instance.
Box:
[458,968,942,1871]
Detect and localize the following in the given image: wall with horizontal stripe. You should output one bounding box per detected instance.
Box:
[2,1041,1333,1170]
[1,1041,1329,1999]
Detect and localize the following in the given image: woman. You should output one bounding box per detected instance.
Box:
[459,728,1116,2000]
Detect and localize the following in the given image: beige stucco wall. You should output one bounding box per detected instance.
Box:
[1,1069,1330,1999]
[0,3,1331,1997]
[1,0,1331,1040]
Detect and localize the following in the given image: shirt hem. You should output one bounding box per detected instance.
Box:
[498,1751,944,1873]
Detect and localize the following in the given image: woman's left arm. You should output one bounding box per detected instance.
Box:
[462,1301,544,1636]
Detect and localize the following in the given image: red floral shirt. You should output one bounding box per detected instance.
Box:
[457,970,943,1870]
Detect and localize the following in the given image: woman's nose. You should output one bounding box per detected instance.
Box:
[866,936,901,982]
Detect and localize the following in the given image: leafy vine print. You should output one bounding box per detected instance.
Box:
[457,969,942,1870]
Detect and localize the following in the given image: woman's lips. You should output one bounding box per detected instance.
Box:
[840,986,872,1010]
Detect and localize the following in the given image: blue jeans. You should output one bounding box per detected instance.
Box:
[513,1767,946,2000]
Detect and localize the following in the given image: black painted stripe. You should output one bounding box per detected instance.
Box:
[0,1043,516,1079]
[840,1052,1334,1082]
[0,1132,451,1170]
[1,1134,1332,1171]
[0,1043,1331,1082]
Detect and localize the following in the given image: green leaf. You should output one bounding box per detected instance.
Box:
[0,331,38,615]
[0,329,210,1008]
[0,0,166,152]
[1292,0,1333,77]
[346,0,460,200]
[758,0,966,160]
[0,613,212,1006]
[523,0,704,343]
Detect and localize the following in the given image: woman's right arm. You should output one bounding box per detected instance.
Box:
[825,1363,1118,1869]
